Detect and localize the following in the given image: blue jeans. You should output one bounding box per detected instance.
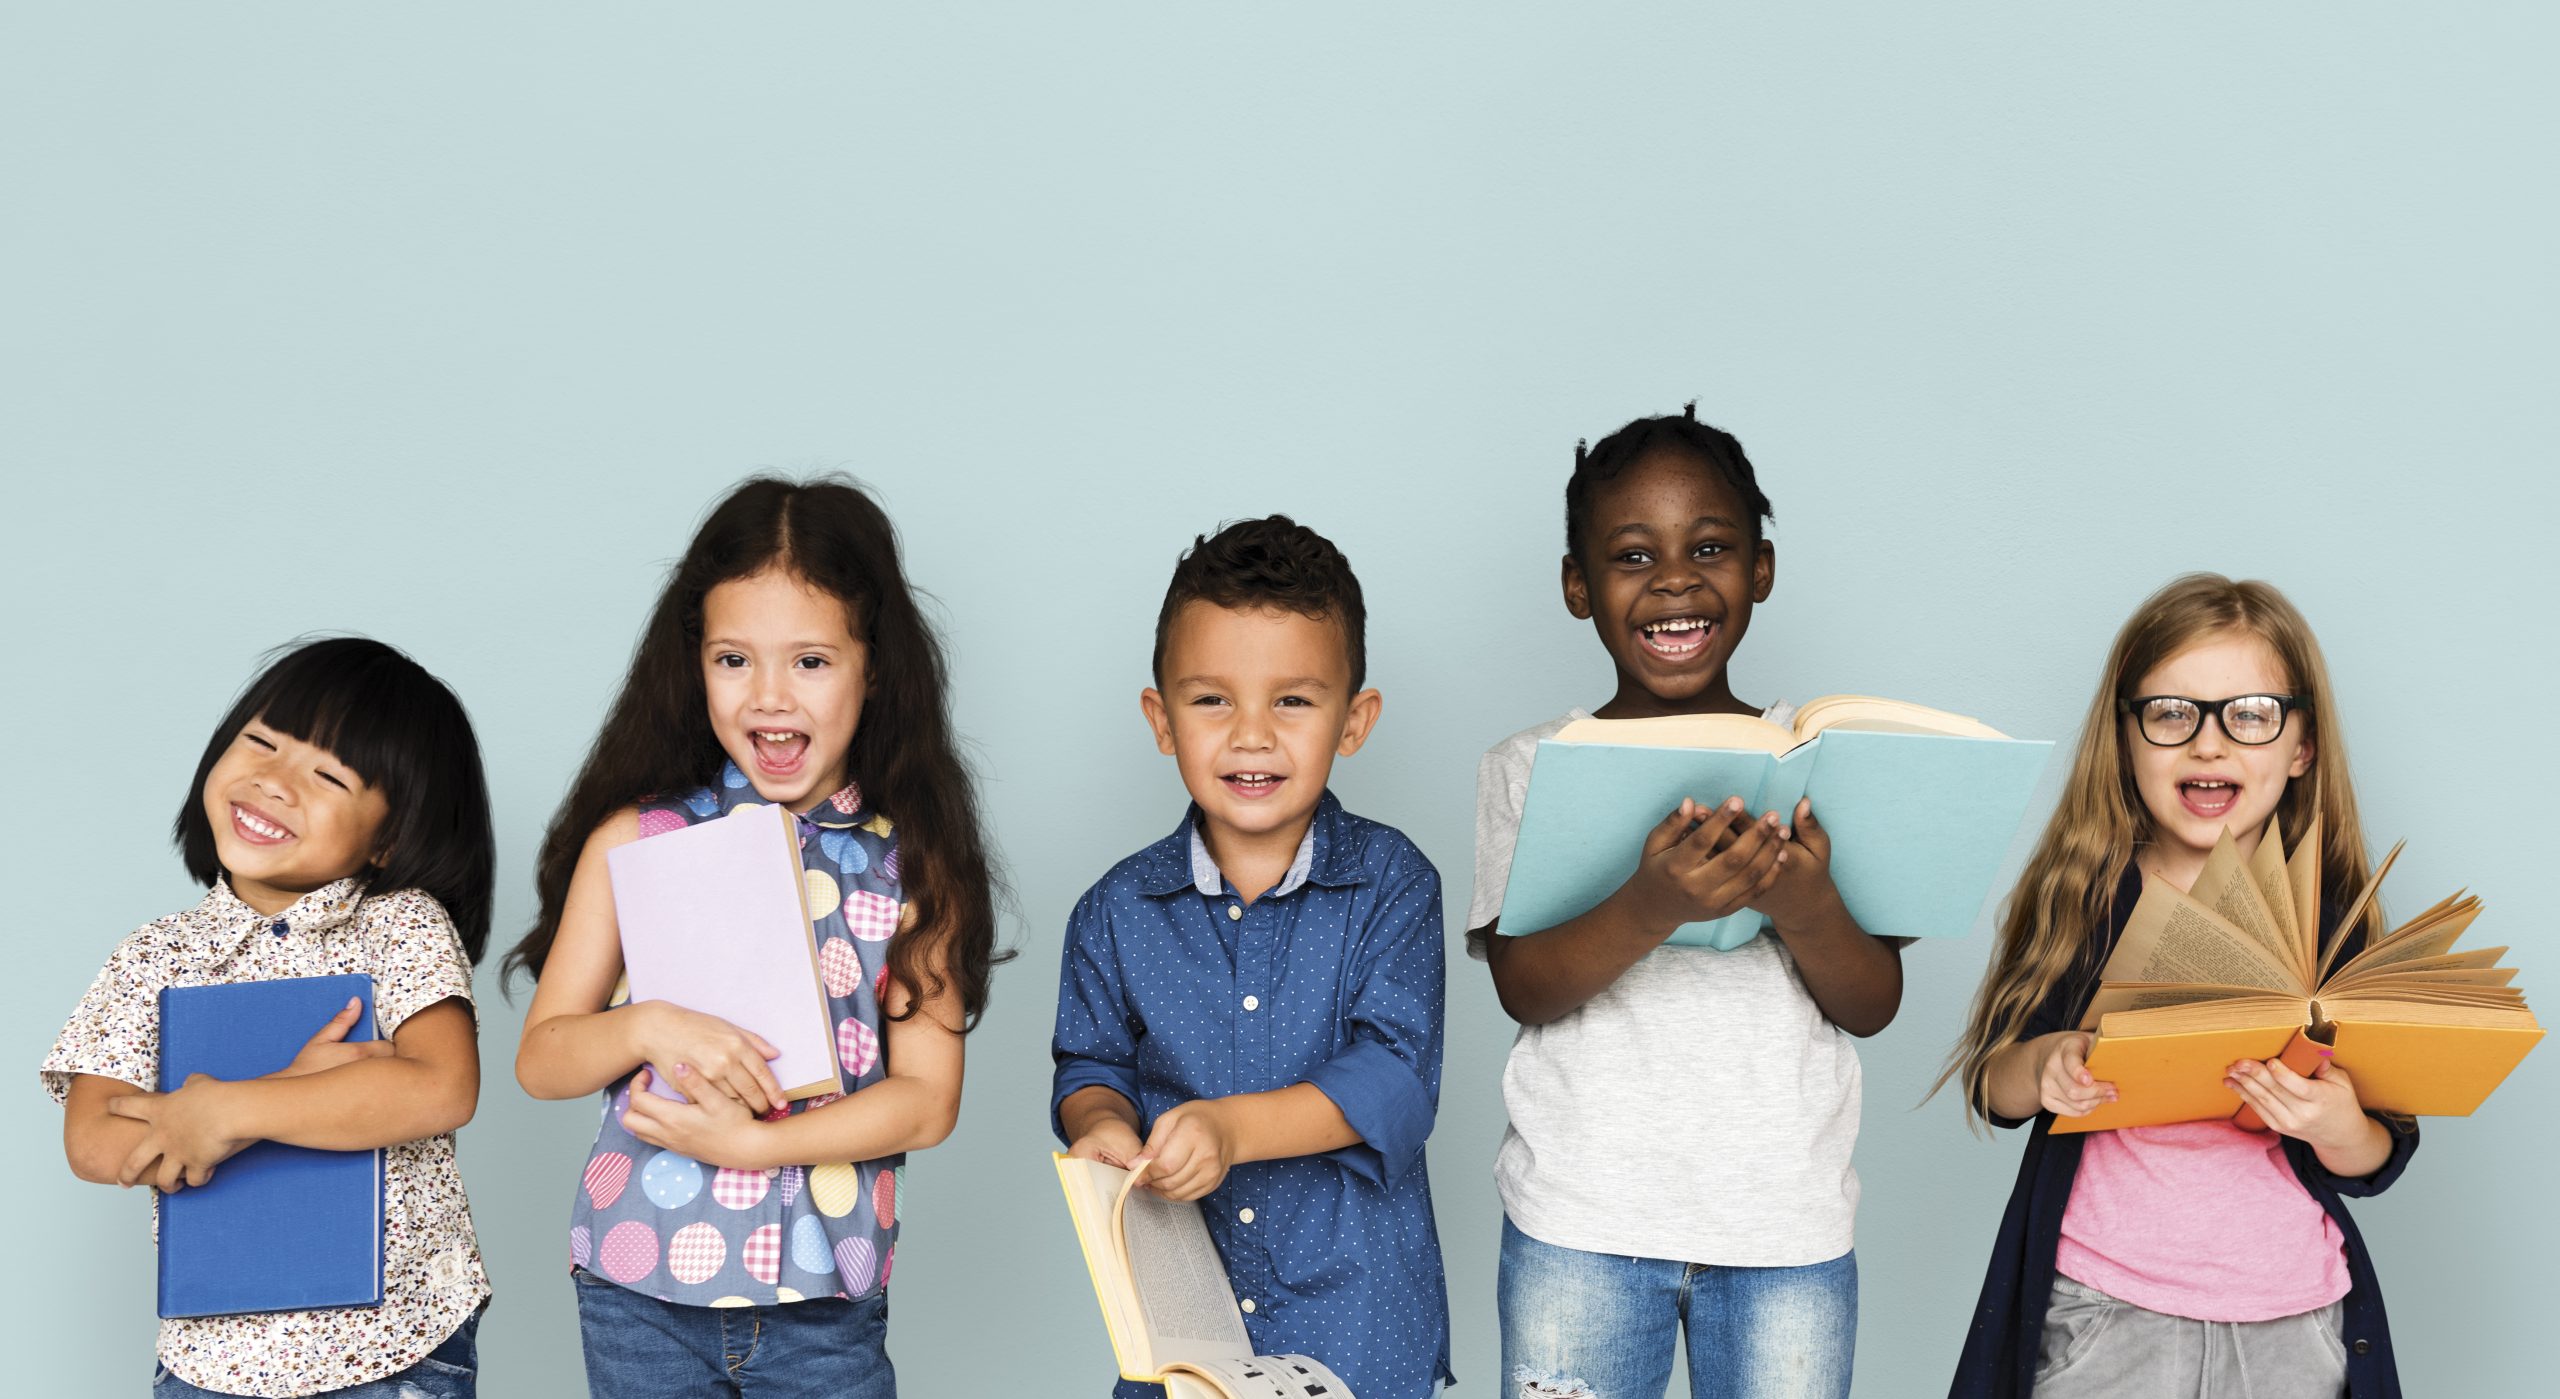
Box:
[1498,1218,1856,1399]
[571,1267,895,1399]
[152,1311,479,1397]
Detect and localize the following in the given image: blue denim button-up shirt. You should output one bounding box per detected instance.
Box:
[1052,793,1453,1399]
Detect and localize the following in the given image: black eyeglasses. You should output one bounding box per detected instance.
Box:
[2118,693,2303,747]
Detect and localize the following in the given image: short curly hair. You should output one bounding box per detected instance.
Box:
[1566,402,1775,560]
[1153,515,1367,690]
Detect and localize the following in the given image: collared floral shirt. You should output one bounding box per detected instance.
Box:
[568,762,907,1308]
[41,878,489,1399]
[1052,792,1454,1399]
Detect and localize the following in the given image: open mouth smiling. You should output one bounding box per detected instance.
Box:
[1636,615,1715,661]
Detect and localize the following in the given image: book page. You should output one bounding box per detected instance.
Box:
[2314,840,2402,985]
[1790,694,2009,742]
[2288,810,2322,965]
[2081,981,2293,1026]
[1165,1355,1360,1399]
[1055,1155,1150,1375]
[2192,830,2298,985]
[2247,811,2298,957]
[1120,1173,1253,1358]
[1553,712,1794,754]
[2098,877,2299,997]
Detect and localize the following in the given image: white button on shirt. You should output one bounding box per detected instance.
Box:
[1240,1298,1257,1313]
[1238,1208,1256,1224]
[1242,995,1261,1011]
[1228,904,1243,921]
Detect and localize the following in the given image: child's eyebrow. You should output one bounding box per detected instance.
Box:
[700,636,843,650]
[1605,514,1746,539]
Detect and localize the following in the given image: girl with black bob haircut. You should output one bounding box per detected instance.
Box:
[48,635,498,1394]
[177,635,498,957]
[509,474,1003,1398]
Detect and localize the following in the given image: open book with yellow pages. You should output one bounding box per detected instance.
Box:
[1054,1155,1359,1399]
[2055,814,2541,1134]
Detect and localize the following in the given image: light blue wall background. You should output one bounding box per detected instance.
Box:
[5,5,2551,1396]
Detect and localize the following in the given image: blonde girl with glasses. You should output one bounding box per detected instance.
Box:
[1941,573,2416,1399]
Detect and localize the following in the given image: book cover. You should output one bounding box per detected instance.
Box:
[607,801,846,1101]
[157,974,383,1319]
[1499,723,2050,950]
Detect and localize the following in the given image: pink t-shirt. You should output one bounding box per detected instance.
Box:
[2056,1120,2350,1322]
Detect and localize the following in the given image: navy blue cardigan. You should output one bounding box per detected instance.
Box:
[1948,867,2418,1399]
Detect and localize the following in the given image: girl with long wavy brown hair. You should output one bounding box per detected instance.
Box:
[507,475,1002,1398]
[1943,573,2417,1399]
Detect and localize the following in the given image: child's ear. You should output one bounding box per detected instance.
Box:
[1336,689,1384,757]
[1560,553,1593,620]
[2288,733,2315,780]
[1138,689,1178,757]
[1751,539,1775,604]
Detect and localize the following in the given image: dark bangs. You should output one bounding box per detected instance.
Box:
[176,637,497,962]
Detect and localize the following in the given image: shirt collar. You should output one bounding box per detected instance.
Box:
[193,874,366,951]
[712,760,868,830]
[1138,791,1366,898]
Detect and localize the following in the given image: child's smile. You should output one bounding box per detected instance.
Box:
[1566,450,1774,719]
[202,719,390,913]
[700,568,870,811]
[1143,601,1381,899]
[2123,631,2313,888]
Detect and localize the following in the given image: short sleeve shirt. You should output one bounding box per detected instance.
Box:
[40,878,489,1399]
[1467,706,1864,1267]
[567,763,906,1307]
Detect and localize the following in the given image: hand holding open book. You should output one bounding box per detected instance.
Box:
[2057,814,2542,1134]
[1055,1154,1360,1399]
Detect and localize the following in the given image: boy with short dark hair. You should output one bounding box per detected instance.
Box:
[1052,515,1453,1399]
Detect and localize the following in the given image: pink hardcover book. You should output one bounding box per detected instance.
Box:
[606,801,846,1102]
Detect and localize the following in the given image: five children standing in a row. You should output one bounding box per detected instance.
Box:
[47,412,2418,1399]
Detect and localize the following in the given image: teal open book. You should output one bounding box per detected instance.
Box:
[1497,696,2053,950]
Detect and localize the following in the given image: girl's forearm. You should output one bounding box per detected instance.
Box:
[62,1079,153,1184]
[1483,887,1671,1025]
[1769,898,1901,1036]
[1983,1038,2049,1121]
[2313,1114,2393,1180]
[219,1056,477,1150]
[516,1004,652,1100]
[722,1075,961,1170]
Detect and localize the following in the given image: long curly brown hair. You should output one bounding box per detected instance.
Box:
[1939,573,2374,1125]
[503,476,1007,1028]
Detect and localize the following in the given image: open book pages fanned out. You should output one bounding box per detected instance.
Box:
[605,801,846,1102]
[1499,694,2052,950]
[1054,1155,1360,1399]
[2057,813,2542,1134]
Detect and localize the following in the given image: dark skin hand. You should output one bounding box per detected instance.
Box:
[1484,796,1902,1032]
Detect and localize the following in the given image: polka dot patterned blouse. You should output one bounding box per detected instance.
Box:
[568,763,904,1308]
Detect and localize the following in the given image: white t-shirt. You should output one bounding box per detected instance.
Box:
[1468,707,1861,1266]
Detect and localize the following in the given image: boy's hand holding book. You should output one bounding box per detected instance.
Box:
[1138,1100,1242,1202]
[1068,1114,1146,1172]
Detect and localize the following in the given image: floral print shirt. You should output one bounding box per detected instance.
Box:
[568,762,907,1308]
[41,878,490,1398]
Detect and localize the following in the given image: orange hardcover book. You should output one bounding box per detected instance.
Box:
[2053,815,2541,1135]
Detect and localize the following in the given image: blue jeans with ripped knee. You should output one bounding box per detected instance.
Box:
[1498,1217,1855,1399]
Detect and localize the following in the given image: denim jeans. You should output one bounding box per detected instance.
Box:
[571,1267,895,1399]
[151,1311,479,1398]
[1498,1217,1856,1399]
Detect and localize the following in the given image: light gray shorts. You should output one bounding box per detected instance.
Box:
[2036,1275,2347,1399]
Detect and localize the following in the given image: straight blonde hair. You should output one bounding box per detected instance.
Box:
[1939,573,2375,1126]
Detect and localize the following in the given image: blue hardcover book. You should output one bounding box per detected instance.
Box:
[157,974,384,1318]
[1498,699,2053,950]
